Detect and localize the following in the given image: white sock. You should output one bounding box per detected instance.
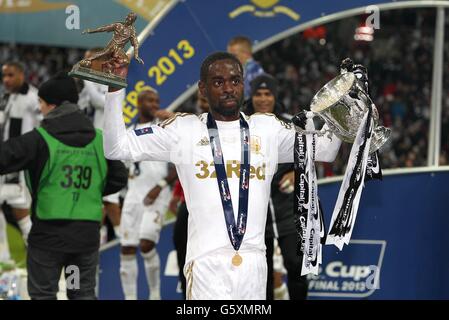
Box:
[274,282,290,300]
[17,215,32,245]
[0,212,11,262]
[141,249,161,300]
[100,225,108,246]
[120,254,138,300]
[114,225,120,239]
[95,264,100,299]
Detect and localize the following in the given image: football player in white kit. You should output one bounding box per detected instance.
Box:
[0,62,41,248]
[103,52,341,300]
[119,89,176,300]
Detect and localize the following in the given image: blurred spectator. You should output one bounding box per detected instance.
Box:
[0,61,41,247]
[0,44,84,91]
[227,36,265,99]
[251,9,438,175]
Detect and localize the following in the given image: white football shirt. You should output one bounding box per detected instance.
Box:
[104,89,341,266]
[124,122,169,204]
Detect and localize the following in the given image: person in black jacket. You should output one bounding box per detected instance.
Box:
[246,74,308,300]
[0,72,127,300]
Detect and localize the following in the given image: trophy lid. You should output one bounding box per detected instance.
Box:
[310,72,355,113]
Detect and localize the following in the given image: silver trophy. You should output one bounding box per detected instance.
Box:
[298,72,391,153]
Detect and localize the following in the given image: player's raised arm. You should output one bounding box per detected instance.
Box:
[103,89,179,163]
[82,23,116,34]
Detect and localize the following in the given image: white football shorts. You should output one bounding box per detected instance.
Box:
[119,192,168,246]
[184,248,267,300]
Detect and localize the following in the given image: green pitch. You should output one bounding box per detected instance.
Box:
[6,224,26,268]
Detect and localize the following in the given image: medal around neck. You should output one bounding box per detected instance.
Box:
[206,113,250,267]
[232,253,243,266]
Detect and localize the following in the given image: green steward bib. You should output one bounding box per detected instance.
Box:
[29,127,107,221]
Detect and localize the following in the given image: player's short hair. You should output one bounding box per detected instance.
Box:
[228,36,252,51]
[138,88,158,101]
[2,61,25,73]
[200,52,243,83]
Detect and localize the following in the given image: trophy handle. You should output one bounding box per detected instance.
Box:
[293,111,334,140]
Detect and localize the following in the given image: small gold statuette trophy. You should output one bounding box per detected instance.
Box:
[69,12,144,88]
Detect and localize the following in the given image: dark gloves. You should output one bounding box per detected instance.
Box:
[340,58,369,93]
[340,58,355,73]
[292,110,308,129]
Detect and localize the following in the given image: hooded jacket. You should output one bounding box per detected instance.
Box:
[0,102,127,252]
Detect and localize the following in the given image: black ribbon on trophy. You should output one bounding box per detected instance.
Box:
[326,102,374,249]
[293,58,390,275]
[294,112,331,275]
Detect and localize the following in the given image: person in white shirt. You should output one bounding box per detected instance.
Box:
[103,52,341,300]
[0,61,40,247]
[78,79,107,130]
[119,89,176,300]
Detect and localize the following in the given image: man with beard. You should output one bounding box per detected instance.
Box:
[103,52,341,299]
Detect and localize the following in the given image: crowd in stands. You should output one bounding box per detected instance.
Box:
[1,8,448,177]
[252,8,447,174]
[0,44,83,89]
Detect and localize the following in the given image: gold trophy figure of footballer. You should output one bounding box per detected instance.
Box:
[69,12,144,88]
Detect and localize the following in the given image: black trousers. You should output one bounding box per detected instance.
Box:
[266,233,308,300]
[27,245,98,300]
[173,202,189,300]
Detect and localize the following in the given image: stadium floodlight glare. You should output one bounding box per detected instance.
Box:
[354,25,374,42]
